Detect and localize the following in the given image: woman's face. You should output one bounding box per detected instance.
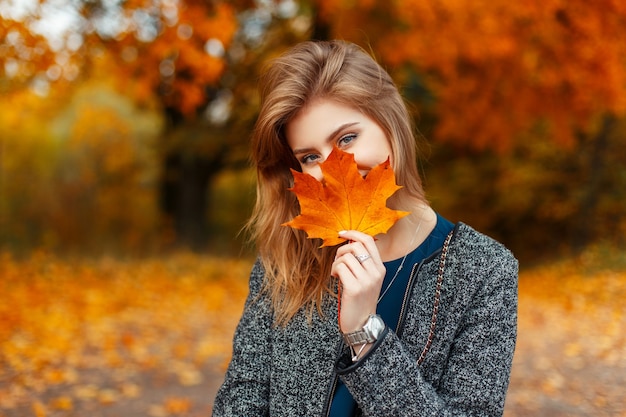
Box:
[285,98,392,181]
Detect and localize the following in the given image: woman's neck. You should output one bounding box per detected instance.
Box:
[375,201,436,262]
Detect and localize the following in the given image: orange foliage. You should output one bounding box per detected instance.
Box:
[1,0,239,117]
[0,19,56,87]
[0,81,166,252]
[0,252,250,415]
[315,0,626,151]
[104,1,238,116]
[508,254,626,415]
[0,251,624,415]
[284,148,408,247]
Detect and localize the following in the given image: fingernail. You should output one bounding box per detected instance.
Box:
[338,230,347,235]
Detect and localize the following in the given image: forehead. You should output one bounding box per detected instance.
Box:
[285,99,368,144]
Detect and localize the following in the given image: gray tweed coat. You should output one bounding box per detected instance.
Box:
[212,223,518,416]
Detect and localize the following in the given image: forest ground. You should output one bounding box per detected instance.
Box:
[0,249,624,417]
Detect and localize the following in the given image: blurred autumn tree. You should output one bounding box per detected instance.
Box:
[0,82,163,252]
[0,0,306,251]
[312,0,626,258]
[1,0,625,257]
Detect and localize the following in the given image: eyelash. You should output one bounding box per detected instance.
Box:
[300,154,319,164]
[299,133,358,165]
[338,133,357,147]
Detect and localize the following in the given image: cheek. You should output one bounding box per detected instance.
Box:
[364,131,391,161]
[354,148,391,170]
[302,165,323,182]
[355,155,383,178]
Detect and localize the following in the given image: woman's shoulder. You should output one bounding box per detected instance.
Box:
[247,257,268,295]
[452,222,514,254]
[450,222,518,271]
[442,223,518,315]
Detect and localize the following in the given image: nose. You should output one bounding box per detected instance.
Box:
[308,148,334,182]
[308,164,324,182]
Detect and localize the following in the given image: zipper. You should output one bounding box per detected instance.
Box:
[322,338,344,416]
[321,225,458,414]
[321,261,426,416]
[396,259,424,337]
[397,226,457,343]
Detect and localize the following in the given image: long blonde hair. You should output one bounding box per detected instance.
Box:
[247,40,426,325]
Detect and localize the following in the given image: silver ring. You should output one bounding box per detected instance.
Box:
[355,254,371,264]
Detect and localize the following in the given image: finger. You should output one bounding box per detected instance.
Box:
[333,252,368,280]
[335,238,375,263]
[335,240,369,263]
[335,247,376,277]
[338,230,381,263]
[353,253,372,265]
[331,260,359,288]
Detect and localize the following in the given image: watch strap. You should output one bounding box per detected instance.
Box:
[341,314,384,347]
[342,329,376,346]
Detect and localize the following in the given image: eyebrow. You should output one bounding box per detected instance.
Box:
[291,122,360,155]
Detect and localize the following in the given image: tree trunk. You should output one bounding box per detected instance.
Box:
[160,152,220,250]
[311,5,330,41]
[572,114,615,251]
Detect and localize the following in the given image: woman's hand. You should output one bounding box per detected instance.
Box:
[332,230,386,333]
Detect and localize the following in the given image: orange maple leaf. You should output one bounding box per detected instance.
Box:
[283,147,409,247]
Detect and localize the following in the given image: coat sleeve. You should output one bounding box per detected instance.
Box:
[336,242,518,417]
[212,260,272,417]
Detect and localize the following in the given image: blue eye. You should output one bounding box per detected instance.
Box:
[338,133,357,148]
[301,154,321,164]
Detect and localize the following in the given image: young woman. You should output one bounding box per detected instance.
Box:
[212,40,518,417]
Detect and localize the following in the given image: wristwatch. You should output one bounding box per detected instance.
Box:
[342,314,385,347]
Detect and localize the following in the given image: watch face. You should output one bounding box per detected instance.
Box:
[366,314,385,338]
